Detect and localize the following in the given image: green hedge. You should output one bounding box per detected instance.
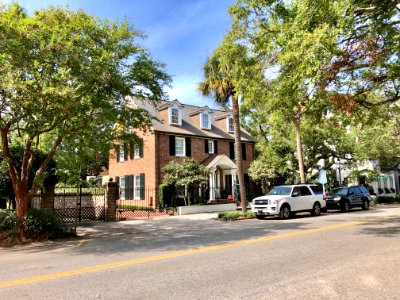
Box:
[116,205,154,211]
[218,210,256,221]
[0,208,74,239]
[375,195,400,204]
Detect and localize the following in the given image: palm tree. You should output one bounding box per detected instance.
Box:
[198,43,248,211]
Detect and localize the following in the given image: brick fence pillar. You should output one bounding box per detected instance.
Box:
[104,181,119,221]
[41,186,55,209]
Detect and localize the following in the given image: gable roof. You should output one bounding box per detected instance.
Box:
[130,97,255,142]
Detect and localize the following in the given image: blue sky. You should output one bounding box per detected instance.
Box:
[3,0,235,108]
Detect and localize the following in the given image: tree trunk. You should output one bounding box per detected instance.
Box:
[294,117,306,184]
[15,193,33,241]
[232,94,247,211]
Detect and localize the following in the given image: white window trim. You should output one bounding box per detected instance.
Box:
[227,117,234,132]
[200,112,211,130]
[134,174,141,200]
[175,137,186,157]
[208,140,214,154]
[119,146,125,162]
[169,106,182,126]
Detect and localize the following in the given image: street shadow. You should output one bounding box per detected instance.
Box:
[357,219,400,237]
[4,217,312,255]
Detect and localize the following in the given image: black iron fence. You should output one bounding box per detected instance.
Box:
[32,186,106,223]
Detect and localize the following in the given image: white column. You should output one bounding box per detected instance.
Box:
[231,170,236,198]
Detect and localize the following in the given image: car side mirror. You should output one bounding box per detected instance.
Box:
[292,191,300,197]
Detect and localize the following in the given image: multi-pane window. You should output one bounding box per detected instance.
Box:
[120,176,126,200]
[134,175,141,200]
[175,137,185,156]
[208,140,214,154]
[171,108,179,124]
[119,146,125,162]
[134,146,140,159]
[201,113,210,129]
[228,117,234,132]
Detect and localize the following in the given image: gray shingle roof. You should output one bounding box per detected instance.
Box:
[131,97,255,142]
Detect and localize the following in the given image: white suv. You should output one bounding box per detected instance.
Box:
[251,184,326,220]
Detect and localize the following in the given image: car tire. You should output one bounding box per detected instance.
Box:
[311,202,321,216]
[256,215,265,220]
[279,205,291,220]
[341,201,350,212]
[362,200,370,210]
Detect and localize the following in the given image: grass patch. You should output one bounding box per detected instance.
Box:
[218,210,256,221]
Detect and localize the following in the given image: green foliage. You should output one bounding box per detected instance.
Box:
[116,205,154,211]
[158,183,168,208]
[347,169,380,184]
[163,158,210,187]
[0,209,18,235]
[24,209,74,239]
[0,3,171,227]
[218,210,255,220]
[375,196,400,204]
[0,208,74,239]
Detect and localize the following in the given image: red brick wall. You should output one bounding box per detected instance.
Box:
[157,132,254,184]
[109,131,255,197]
[108,132,157,188]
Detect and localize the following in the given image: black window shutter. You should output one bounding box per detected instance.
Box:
[129,142,134,160]
[139,139,144,158]
[204,140,208,153]
[185,137,191,157]
[140,173,145,200]
[242,143,247,160]
[124,143,128,161]
[214,140,218,154]
[229,142,235,159]
[116,146,120,162]
[129,175,134,200]
[169,135,175,156]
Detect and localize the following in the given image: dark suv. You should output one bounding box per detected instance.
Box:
[326,185,371,212]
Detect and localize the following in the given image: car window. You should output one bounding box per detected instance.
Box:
[299,186,312,196]
[292,187,301,196]
[330,187,348,196]
[268,186,292,195]
[359,186,369,195]
[348,187,360,195]
[310,185,323,195]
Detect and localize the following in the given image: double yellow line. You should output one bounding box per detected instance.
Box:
[1,215,398,289]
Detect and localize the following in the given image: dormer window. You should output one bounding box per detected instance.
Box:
[227,117,234,132]
[169,106,181,125]
[201,112,211,130]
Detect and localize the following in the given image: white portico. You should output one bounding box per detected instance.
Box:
[206,154,237,200]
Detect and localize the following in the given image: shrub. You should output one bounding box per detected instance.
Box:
[0,209,18,235]
[1,208,74,240]
[376,195,400,204]
[116,205,154,211]
[218,210,256,221]
[24,209,74,239]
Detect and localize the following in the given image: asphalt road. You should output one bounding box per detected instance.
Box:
[1,205,400,299]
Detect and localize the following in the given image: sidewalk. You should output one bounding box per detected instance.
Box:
[75,212,219,238]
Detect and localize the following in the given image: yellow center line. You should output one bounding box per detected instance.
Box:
[75,239,87,248]
[1,215,398,289]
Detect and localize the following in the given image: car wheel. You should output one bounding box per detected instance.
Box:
[279,205,291,220]
[256,215,265,220]
[311,202,321,216]
[341,201,350,212]
[362,200,370,210]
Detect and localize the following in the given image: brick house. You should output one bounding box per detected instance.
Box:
[108,98,256,204]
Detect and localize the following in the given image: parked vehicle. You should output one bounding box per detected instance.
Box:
[250,184,326,220]
[326,185,371,212]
